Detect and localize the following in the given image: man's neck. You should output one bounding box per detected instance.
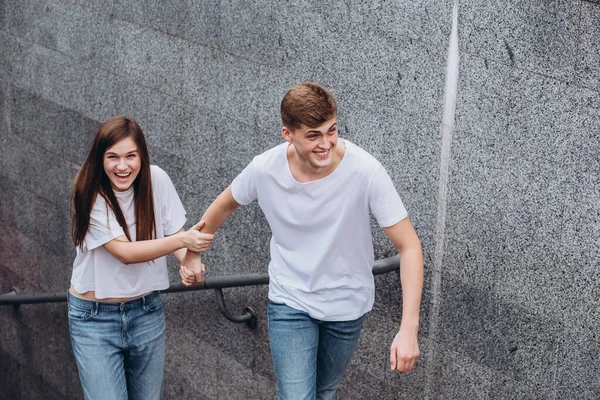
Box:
[287,141,346,183]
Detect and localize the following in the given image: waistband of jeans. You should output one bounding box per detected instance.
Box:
[67,290,161,311]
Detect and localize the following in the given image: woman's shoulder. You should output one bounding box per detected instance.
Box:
[149,165,178,199]
[150,164,167,178]
[150,165,175,185]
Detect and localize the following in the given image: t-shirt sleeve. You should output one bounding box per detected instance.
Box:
[230,161,258,205]
[368,165,408,228]
[84,196,126,251]
[156,168,187,235]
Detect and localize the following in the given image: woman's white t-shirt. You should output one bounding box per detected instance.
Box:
[71,165,186,299]
[231,140,407,321]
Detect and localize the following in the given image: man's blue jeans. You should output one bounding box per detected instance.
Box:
[67,291,166,400]
[268,300,365,400]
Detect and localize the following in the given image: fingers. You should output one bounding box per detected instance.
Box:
[193,266,205,284]
[179,265,197,286]
[390,348,419,372]
[192,220,206,231]
[184,233,214,252]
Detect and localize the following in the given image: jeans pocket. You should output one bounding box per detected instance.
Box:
[146,294,163,312]
[68,304,94,321]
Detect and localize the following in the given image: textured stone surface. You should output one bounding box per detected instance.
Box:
[454,54,512,137]
[555,325,600,399]
[0,351,20,400]
[439,276,560,398]
[0,175,71,257]
[2,0,600,398]
[495,70,600,319]
[348,0,453,50]
[576,2,600,91]
[459,0,581,80]
[7,85,100,165]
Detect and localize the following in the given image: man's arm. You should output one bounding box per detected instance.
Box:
[382,217,424,373]
[182,186,242,283]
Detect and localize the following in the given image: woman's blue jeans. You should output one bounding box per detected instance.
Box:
[67,291,166,400]
[268,300,365,400]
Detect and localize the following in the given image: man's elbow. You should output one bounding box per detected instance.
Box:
[396,239,423,256]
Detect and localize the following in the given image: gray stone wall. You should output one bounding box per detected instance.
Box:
[0,0,598,399]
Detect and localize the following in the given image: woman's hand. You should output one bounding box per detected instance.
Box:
[180,220,215,252]
[179,251,205,286]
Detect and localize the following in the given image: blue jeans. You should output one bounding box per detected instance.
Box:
[268,300,365,400]
[67,291,166,400]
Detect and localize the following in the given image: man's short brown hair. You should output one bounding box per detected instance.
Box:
[280,82,337,130]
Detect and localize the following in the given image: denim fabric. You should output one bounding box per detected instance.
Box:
[267,300,365,400]
[67,291,166,400]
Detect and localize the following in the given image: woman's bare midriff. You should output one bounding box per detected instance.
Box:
[69,284,149,303]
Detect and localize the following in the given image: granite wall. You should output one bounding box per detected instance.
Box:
[0,0,598,399]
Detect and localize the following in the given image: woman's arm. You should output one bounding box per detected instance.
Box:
[103,221,214,265]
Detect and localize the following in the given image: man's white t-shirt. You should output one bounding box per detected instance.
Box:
[71,165,186,299]
[231,140,407,321]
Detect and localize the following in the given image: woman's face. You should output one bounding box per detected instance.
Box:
[103,137,142,192]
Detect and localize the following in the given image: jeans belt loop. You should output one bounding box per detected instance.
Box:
[142,294,147,311]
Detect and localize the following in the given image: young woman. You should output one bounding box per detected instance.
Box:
[68,115,212,400]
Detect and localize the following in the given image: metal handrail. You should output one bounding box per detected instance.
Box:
[0,255,399,328]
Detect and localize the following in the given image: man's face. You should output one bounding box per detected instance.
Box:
[283,117,339,173]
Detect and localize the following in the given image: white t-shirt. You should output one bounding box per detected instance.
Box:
[71,165,186,299]
[231,140,407,320]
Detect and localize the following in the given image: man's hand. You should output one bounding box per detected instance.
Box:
[389,327,420,372]
[179,250,205,285]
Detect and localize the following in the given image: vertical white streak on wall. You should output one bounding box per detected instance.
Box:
[425,0,459,397]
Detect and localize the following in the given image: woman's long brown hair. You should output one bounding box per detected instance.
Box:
[71,116,156,248]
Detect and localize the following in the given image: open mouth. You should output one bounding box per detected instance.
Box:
[115,172,132,179]
[314,148,330,159]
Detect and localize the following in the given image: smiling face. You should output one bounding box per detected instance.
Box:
[283,117,342,179]
[103,136,141,192]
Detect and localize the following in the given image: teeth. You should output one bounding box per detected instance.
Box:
[116,173,131,177]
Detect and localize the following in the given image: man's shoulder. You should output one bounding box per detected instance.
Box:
[343,140,382,172]
[250,142,287,170]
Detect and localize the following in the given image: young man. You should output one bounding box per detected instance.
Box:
[181,82,423,399]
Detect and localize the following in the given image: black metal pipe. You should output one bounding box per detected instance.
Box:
[0,256,399,306]
[214,288,257,329]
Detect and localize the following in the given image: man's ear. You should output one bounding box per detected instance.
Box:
[282,126,293,143]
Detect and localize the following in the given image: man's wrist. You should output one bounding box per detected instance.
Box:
[399,318,420,333]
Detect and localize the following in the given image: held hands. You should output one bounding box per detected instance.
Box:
[390,326,420,372]
[180,220,214,252]
[179,250,205,286]
[179,264,203,286]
